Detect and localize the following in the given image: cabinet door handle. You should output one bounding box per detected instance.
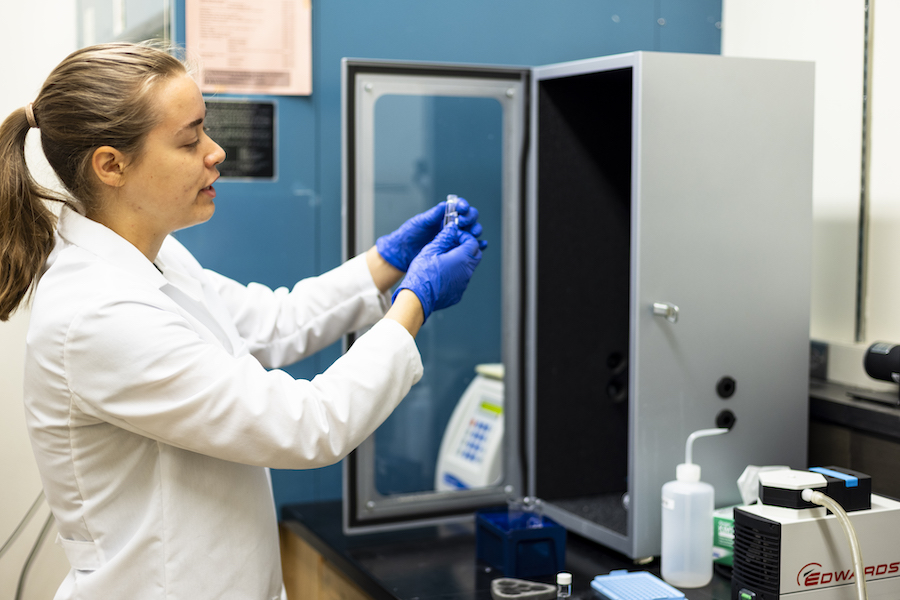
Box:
[652,302,679,324]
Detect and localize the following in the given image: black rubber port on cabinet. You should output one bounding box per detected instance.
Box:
[607,352,626,374]
[716,409,736,430]
[607,382,627,404]
[716,376,736,399]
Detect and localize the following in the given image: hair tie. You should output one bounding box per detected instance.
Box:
[25,102,37,129]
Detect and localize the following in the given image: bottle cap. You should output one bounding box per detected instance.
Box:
[676,463,701,482]
[557,572,572,585]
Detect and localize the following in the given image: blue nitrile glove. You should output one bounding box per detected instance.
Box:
[392,226,484,322]
[376,197,484,272]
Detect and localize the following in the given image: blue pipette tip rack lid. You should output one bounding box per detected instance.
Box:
[590,570,685,600]
[475,509,566,578]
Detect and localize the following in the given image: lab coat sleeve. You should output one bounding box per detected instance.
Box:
[201,253,390,369]
[62,297,423,469]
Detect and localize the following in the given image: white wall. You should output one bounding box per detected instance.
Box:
[723,0,900,388]
[864,0,900,347]
[0,3,78,598]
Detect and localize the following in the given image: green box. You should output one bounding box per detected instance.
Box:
[713,505,737,566]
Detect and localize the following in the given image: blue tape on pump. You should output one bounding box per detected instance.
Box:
[809,467,858,488]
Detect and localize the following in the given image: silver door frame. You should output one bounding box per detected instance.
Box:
[342,59,528,534]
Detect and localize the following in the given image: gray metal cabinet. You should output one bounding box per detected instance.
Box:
[343,51,814,560]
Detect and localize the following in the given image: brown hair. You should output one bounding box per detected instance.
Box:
[0,42,187,321]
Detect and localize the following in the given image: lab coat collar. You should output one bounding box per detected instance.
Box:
[57,207,233,351]
[152,251,206,303]
[57,207,168,290]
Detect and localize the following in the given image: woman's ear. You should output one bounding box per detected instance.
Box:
[91,146,128,188]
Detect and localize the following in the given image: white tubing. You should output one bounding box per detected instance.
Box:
[801,488,868,600]
[0,490,44,559]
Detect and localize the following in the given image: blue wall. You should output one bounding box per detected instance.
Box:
[173,0,722,516]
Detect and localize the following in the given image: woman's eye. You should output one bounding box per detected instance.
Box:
[185,127,210,148]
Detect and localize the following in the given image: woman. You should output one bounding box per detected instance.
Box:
[0,43,485,599]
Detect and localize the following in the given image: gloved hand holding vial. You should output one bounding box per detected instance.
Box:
[375,194,487,273]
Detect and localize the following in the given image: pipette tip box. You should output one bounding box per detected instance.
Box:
[475,509,566,578]
[590,570,685,600]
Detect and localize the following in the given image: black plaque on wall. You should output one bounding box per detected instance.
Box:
[204,100,276,180]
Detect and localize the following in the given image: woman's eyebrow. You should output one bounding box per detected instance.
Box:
[177,117,204,134]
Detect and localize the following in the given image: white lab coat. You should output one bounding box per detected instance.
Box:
[23,208,423,600]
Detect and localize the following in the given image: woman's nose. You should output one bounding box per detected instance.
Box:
[206,140,226,168]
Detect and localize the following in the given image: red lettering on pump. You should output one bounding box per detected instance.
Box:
[799,560,900,588]
[798,563,823,587]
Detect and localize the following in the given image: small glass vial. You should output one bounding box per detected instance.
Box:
[556,572,572,599]
[443,194,460,227]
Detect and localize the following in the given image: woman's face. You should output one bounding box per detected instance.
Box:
[119,74,225,237]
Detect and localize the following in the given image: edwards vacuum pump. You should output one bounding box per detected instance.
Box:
[731,467,900,600]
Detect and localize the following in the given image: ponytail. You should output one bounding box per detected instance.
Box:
[0,41,188,321]
[0,107,68,321]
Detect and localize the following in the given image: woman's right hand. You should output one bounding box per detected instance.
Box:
[391,226,485,322]
[375,197,483,273]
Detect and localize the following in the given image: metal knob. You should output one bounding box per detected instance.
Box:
[652,302,679,324]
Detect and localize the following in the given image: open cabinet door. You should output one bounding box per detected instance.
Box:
[342,59,529,533]
[524,52,812,559]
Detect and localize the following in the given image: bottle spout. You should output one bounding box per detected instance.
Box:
[684,427,729,466]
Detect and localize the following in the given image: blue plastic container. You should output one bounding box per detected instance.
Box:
[475,509,566,577]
